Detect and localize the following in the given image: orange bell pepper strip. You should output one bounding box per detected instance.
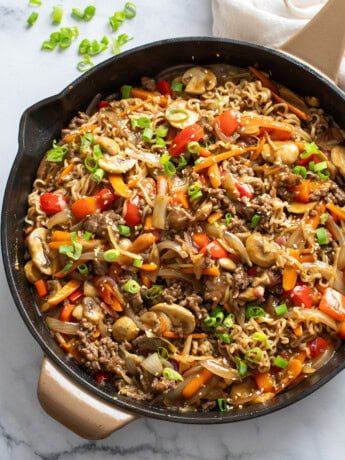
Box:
[47,280,82,306]
[276,359,303,393]
[207,212,223,224]
[251,136,265,161]
[326,203,345,221]
[193,147,249,172]
[182,369,213,399]
[254,372,274,393]
[291,180,311,203]
[144,215,153,231]
[63,124,99,143]
[108,174,131,198]
[282,249,299,291]
[293,324,303,337]
[307,202,326,229]
[208,163,222,188]
[71,196,98,221]
[192,232,209,248]
[111,298,123,312]
[140,263,158,272]
[59,303,75,322]
[34,279,49,298]
[319,287,345,321]
[170,191,189,209]
[130,88,158,99]
[51,230,72,241]
[338,321,345,339]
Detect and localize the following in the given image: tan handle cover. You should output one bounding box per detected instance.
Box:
[38,357,138,439]
[281,0,345,83]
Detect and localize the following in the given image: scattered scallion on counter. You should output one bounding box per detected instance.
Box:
[52,4,63,24]
[112,33,133,55]
[29,0,42,5]
[124,2,137,19]
[27,11,39,26]
[72,5,96,21]
[77,55,94,72]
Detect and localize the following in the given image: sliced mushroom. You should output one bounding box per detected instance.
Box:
[262,141,299,165]
[245,233,280,268]
[166,100,199,129]
[94,135,120,156]
[83,297,103,324]
[331,145,345,177]
[150,303,195,334]
[112,316,139,342]
[24,260,42,284]
[98,155,136,174]
[182,66,217,95]
[26,228,55,275]
[194,201,213,221]
[222,173,240,200]
[287,201,317,214]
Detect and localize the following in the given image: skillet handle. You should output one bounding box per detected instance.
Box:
[280,0,345,83]
[37,356,138,439]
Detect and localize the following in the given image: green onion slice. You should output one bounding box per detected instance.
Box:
[245,348,263,363]
[157,346,169,360]
[273,355,289,369]
[171,81,184,92]
[293,165,307,179]
[316,227,328,245]
[156,124,169,138]
[145,285,163,300]
[251,332,267,342]
[133,258,143,268]
[47,144,68,162]
[177,155,187,170]
[30,0,42,5]
[62,262,73,274]
[121,85,132,99]
[104,249,120,262]
[204,316,217,327]
[235,357,247,376]
[246,306,266,319]
[274,303,288,316]
[77,263,89,275]
[314,161,328,172]
[223,313,235,328]
[320,212,329,225]
[92,168,105,183]
[217,398,228,413]
[118,224,131,236]
[155,137,166,147]
[300,142,319,158]
[164,161,176,177]
[225,213,232,225]
[77,55,94,72]
[162,368,184,382]
[84,156,98,172]
[187,141,201,154]
[138,116,151,128]
[142,128,154,142]
[250,214,261,229]
[83,231,92,240]
[166,109,189,124]
[123,279,140,294]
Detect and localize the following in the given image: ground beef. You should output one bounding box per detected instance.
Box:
[123,291,144,313]
[162,281,186,304]
[276,172,302,188]
[183,293,204,319]
[82,210,122,238]
[232,265,250,293]
[92,260,108,276]
[131,335,167,354]
[167,206,194,231]
[151,377,178,394]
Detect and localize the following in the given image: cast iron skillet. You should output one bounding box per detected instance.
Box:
[2,0,345,439]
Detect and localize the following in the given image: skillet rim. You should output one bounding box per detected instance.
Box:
[2,36,345,424]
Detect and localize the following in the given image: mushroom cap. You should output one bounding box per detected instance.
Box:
[112,316,139,342]
[98,155,136,174]
[150,303,195,334]
[182,66,217,95]
[94,135,120,156]
[331,145,345,177]
[26,228,54,275]
[245,233,279,268]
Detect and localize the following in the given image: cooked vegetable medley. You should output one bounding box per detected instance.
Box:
[25,64,345,411]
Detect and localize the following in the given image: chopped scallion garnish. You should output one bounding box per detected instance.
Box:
[252,332,267,342]
[162,368,184,382]
[217,398,228,413]
[246,305,266,319]
[245,348,262,363]
[92,168,105,183]
[123,280,140,294]
[77,263,89,275]
[177,155,187,170]
[83,231,92,241]
[46,143,68,162]
[121,85,132,99]
[104,249,120,263]
[27,12,39,26]
[142,128,154,142]
[118,224,131,236]
[293,165,307,179]
[166,108,189,124]
[235,357,247,376]
[171,81,184,92]
[157,346,169,360]
[250,214,261,229]
[52,4,63,24]
[62,262,73,274]
[316,227,329,245]
[187,141,201,154]
[300,142,319,158]
[138,116,151,128]
[320,212,329,225]
[204,316,217,327]
[156,124,169,138]
[273,355,289,369]
[155,137,166,147]
[133,258,143,268]
[225,213,232,225]
[84,156,98,172]
[145,285,163,299]
[274,303,288,316]
[314,161,328,172]
[223,313,235,328]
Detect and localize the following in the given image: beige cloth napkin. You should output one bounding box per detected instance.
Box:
[212,0,345,89]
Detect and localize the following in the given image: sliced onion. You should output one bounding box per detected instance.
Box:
[310,343,334,370]
[157,268,193,282]
[223,231,252,266]
[47,209,72,229]
[301,262,336,281]
[201,359,238,381]
[125,147,162,169]
[141,352,163,376]
[157,241,188,259]
[46,317,79,335]
[287,308,338,331]
[152,195,169,230]
[327,216,345,245]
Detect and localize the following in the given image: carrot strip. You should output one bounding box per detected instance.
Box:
[293,324,303,337]
[140,271,151,288]
[47,280,82,306]
[295,350,307,363]
[326,203,345,221]
[207,212,223,224]
[208,163,222,188]
[49,239,104,250]
[181,267,220,276]
[51,231,71,241]
[308,202,326,229]
[63,124,99,143]
[299,254,316,263]
[271,92,308,121]
[119,97,154,117]
[35,279,48,298]
[48,240,72,249]
[193,147,249,172]
[130,88,158,99]
[108,174,131,198]
[199,147,211,157]
[182,369,213,399]
[57,163,74,184]
[111,298,123,312]
[144,215,153,231]
[251,137,265,161]
[282,249,299,291]
[339,321,345,339]
[248,66,279,94]
[140,263,158,272]
[171,191,189,209]
[54,259,87,278]
[162,331,207,339]
[254,372,274,393]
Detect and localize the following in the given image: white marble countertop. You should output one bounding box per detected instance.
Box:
[1,1,345,459]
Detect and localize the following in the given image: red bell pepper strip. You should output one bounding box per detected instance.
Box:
[95,188,116,211]
[286,282,315,308]
[200,241,228,259]
[308,337,329,358]
[59,303,75,322]
[296,154,320,167]
[235,182,254,199]
[157,80,172,96]
[124,195,141,227]
[68,289,84,304]
[214,109,240,137]
[319,287,345,321]
[271,354,289,374]
[94,371,113,384]
[97,101,110,110]
[291,180,311,203]
[40,193,68,215]
[168,123,204,157]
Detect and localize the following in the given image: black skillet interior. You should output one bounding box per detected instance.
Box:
[2,37,345,423]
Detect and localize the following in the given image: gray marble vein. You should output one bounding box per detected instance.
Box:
[0,1,345,459]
